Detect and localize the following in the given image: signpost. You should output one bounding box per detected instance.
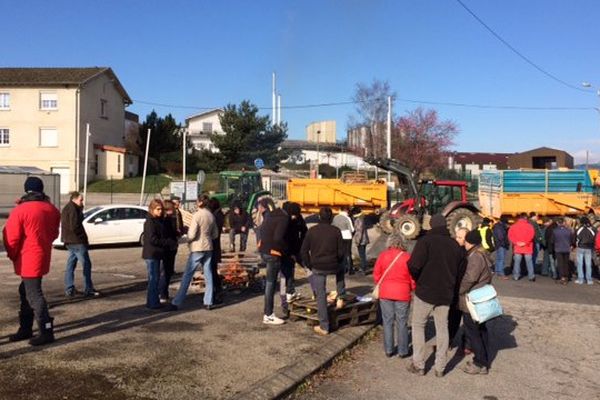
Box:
[254,158,265,169]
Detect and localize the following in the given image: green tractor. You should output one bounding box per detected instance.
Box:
[211,170,272,215]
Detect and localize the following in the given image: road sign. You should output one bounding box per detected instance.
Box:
[254,158,265,169]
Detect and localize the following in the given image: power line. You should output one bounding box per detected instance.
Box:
[132,97,593,112]
[455,0,590,93]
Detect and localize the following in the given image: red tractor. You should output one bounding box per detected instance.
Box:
[367,158,481,239]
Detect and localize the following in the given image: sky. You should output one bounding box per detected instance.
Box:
[2,0,599,163]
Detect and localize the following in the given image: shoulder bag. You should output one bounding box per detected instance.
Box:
[372,251,403,300]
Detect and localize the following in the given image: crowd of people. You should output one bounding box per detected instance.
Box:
[3,175,599,370]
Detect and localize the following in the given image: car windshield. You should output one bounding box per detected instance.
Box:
[83,207,102,219]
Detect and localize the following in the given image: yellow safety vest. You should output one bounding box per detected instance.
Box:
[478,226,492,251]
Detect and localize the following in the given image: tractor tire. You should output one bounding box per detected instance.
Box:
[378,210,395,235]
[446,208,481,237]
[393,214,421,240]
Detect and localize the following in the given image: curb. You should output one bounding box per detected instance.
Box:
[229,323,377,400]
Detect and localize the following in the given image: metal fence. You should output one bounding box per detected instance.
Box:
[0,171,60,215]
[270,179,288,200]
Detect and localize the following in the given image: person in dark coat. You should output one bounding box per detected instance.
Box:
[277,202,306,316]
[492,217,510,279]
[3,177,61,346]
[459,230,493,375]
[159,200,180,302]
[258,199,289,325]
[62,191,100,297]
[552,218,574,285]
[406,214,464,377]
[228,202,251,252]
[142,199,177,309]
[209,198,225,300]
[301,207,345,335]
[541,218,558,279]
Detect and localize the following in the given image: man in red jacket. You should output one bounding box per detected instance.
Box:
[508,213,536,281]
[2,177,60,346]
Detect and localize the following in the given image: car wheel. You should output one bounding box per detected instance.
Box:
[139,233,144,246]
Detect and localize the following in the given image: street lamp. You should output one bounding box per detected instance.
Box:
[316,129,321,178]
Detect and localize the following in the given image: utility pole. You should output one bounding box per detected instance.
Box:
[272,72,276,125]
[182,127,187,202]
[83,123,91,209]
[387,96,392,182]
[316,130,321,178]
[140,129,151,206]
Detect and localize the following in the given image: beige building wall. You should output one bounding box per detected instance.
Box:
[307,120,336,143]
[97,150,126,180]
[0,87,78,191]
[0,73,129,193]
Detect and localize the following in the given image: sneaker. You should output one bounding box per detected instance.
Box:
[587,281,594,285]
[528,277,536,282]
[84,290,101,297]
[286,293,301,303]
[159,297,168,304]
[575,280,584,285]
[313,326,329,336]
[166,304,178,312]
[462,361,488,375]
[263,314,285,325]
[406,363,425,376]
[65,289,77,297]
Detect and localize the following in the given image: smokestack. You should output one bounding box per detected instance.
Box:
[277,94,281,125]
[272,72,276,126]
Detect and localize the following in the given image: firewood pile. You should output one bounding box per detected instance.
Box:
[189,259,260,291]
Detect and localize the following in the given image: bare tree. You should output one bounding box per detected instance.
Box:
[393,107,458,177]
[349,79,396,158]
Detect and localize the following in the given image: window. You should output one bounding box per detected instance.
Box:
[202,122,213,133]
[0,128,9,145]
[40,92,58,110]
[94,154,99,175]
[117,155,121,173]
[100,99,108,118]
[39,128,58,147]
[0,93,10,110]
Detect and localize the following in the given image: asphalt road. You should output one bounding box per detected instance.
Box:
[290,275,600,400]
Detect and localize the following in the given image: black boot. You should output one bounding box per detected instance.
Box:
[9,312,34,342]
[29,317,55,346]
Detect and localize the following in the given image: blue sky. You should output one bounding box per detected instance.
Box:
[2,0,599,162]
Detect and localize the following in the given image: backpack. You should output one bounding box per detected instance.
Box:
[577,226,596,248]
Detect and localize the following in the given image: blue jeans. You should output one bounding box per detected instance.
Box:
[172,251,213,307]
[145,259,161,308]
[494,247,507,276]
[312,271,347,331]
[513,253,534,280]
[542,250,557,279]
[380,299,410,356]
[357,244,367,272]
[576,248,593,283]
[64,244,94,293]
[262,254,282,316]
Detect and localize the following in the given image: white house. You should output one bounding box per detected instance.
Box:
[185,108,224,152]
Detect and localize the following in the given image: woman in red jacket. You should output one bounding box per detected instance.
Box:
[373,232,415,358]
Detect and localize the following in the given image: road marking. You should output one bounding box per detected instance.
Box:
[112,273,137,279]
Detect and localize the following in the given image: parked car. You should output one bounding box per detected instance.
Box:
[53,204,149,247]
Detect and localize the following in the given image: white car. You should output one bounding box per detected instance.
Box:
[53,204,149,247]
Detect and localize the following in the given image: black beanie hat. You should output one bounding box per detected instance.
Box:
[430,214,446,228]
[24,177,44,193]
[465,229,482,246]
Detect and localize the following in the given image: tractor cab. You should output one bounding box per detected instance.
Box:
[213,171,269,214]
[419,180,468,215]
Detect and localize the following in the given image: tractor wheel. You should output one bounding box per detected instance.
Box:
[446,208,481,237]
[378,210,395,235]
[393,214,421,240]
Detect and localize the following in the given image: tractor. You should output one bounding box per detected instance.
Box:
[212,170,271,215]
[367,158,481,239]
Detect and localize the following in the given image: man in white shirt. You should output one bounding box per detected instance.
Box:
[332,206,355,274]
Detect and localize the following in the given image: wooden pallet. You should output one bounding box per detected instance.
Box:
[289,294,378,330]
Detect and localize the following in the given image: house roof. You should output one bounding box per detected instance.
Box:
[94,144,128,154]
[0,67,132,104]
[515,146,571,156]
[451,151,512,168]
[282,139,344,152]
[185,108,223,122]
